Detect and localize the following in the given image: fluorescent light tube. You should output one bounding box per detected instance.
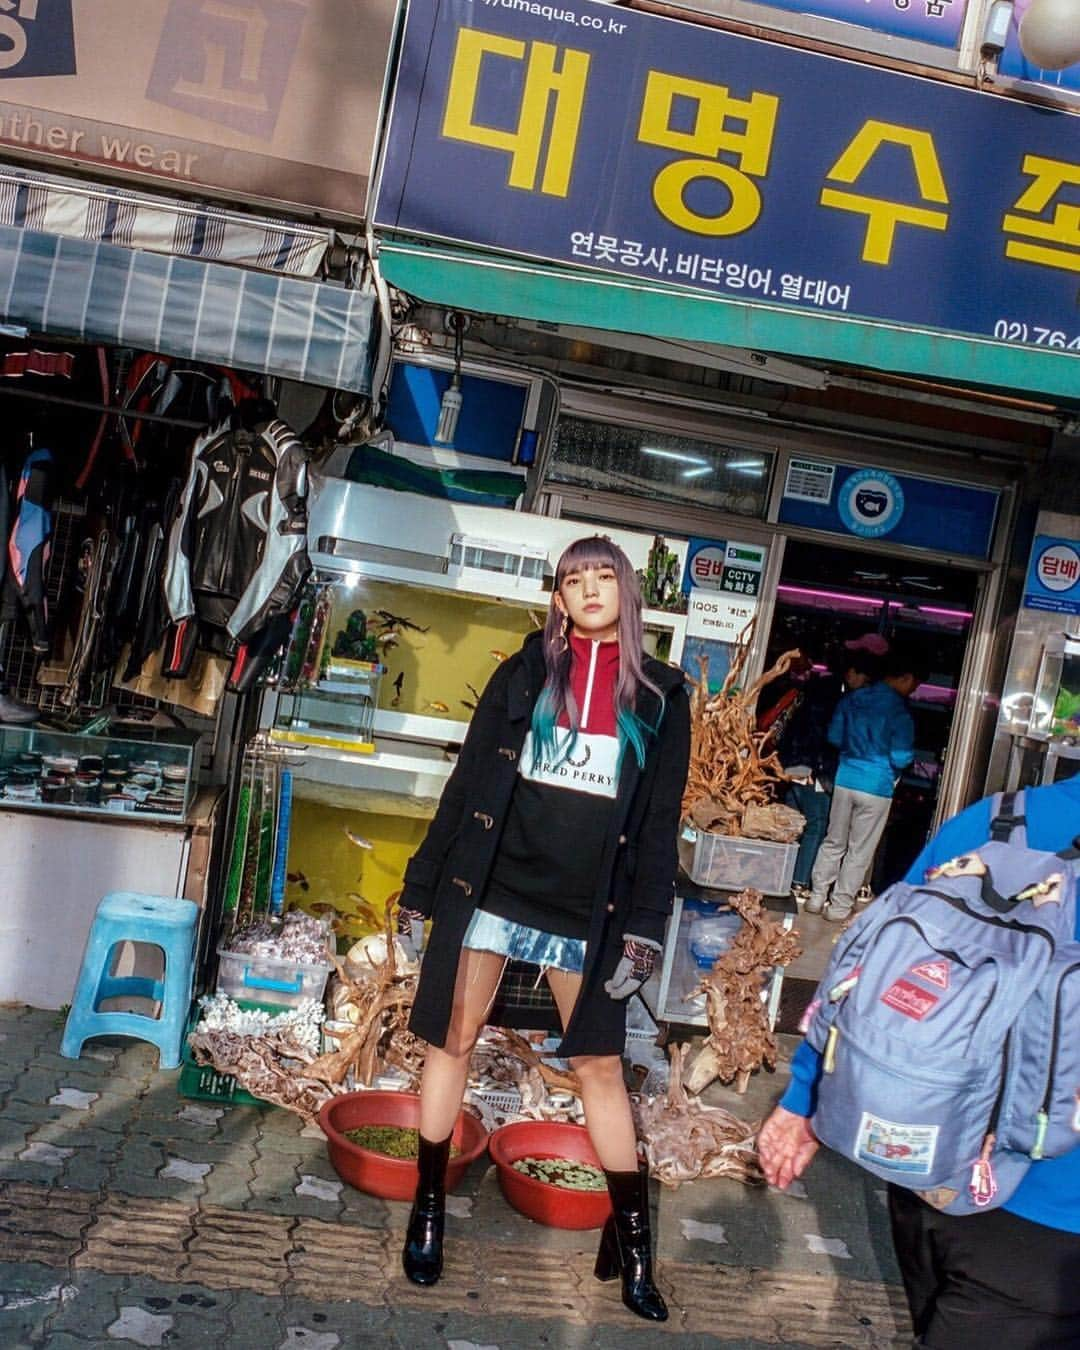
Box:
[640,446,710,466]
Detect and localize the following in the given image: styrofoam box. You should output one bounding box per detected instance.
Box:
[679,829,797,897]
[215,944,332,1009]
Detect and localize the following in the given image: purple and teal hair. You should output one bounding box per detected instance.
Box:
[531,535,664,771]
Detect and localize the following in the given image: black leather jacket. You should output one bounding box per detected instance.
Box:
[164,416,308,642]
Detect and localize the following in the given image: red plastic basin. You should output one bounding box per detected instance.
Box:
[489,1121,612,1229]
[318,1091,488,1202]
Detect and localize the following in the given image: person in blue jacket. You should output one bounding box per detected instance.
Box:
[804,645,925,922]
[759,775,1080,1350]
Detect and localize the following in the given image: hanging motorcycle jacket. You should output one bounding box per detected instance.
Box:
[162,417,309,677]
[1,446,55,653]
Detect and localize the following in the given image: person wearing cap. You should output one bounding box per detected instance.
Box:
[769,636,885,900]
[804,643,925,922]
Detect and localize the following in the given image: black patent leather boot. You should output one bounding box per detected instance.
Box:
[402,1133,452,1286]
[593,1164,668,1322]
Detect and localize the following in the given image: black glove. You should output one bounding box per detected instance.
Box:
[604,935,662,1000]
[395,904,426,962]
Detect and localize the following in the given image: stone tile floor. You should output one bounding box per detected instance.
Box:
[0,1004,908,1348]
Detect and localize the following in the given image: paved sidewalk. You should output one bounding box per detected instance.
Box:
[0,1005,909,1348]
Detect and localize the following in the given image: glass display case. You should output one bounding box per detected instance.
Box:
[272,684,381,754]
[270,645,388,756]
[0,724,201,822]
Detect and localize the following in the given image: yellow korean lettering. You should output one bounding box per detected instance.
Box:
[441,28,590,198]
[637,71,778,237]
[1002,155,1080,274]
[820,120,949,265]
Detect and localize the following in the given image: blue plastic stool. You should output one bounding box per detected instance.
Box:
[61,892,199,1070]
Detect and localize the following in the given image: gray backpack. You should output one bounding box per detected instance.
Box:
[803,792,1080,1215]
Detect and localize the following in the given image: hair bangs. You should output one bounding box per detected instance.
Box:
[554,535,623,586]
[533,535,665,772]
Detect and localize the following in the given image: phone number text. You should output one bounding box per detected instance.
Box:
[993,321,1080,350]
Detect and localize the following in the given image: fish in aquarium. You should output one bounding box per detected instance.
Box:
[378,632,400,650]
[374,609,429,634]
[425,700,450,713]
[286,870,310,892]
[392,672,405,707]
[461,682,482,712]
[490,650,509,663]
[346,894,384,929]
[344,828,375,850]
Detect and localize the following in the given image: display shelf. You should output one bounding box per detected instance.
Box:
[0,724,200,823]
[372,707,470,744]
[283,740,453,817]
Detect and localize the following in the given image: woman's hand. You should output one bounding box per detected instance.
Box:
[757,1105,820,1190]
[604,936,662,999]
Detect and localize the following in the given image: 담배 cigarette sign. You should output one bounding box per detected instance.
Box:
[1023,534,1080,617]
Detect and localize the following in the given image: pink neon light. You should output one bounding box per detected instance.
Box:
[778,584,972,622]
[778,584,883,608]
[895,602,974,621]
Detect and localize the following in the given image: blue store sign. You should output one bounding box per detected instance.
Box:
[375,0,1080,358]
[1023,534,1080,616]
[778,460,999,558]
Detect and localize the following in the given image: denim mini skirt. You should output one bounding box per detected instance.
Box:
[462,910,586,974]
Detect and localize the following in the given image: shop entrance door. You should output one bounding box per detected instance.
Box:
[765,539,980,891]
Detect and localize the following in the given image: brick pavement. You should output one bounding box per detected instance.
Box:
[0,1005,910,1348]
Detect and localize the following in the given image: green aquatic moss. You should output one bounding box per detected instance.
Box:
[511,1156,606,1190]
[343,1125,460,1159]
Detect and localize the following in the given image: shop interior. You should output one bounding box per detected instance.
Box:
[766,537,980,891]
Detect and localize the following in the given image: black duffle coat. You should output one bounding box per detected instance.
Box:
[402,629,691,1058]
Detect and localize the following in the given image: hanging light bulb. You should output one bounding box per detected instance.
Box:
[435,311,465,445]
[1018,0,1080,69]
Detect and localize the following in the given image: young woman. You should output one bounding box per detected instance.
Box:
[395,535,690,1321]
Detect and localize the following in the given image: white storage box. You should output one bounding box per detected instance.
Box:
[679,828,797,896]
[215,944,333,1009]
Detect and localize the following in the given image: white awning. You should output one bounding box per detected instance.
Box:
[0,166,331,277]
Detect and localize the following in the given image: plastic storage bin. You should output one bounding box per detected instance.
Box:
[215,944,332,1009]
[679,828,797,896]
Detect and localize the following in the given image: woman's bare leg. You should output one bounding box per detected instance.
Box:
[418,947,506,1141]
[545,968,639,1172]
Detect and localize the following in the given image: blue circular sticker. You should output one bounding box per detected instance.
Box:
[838,469,905,538]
